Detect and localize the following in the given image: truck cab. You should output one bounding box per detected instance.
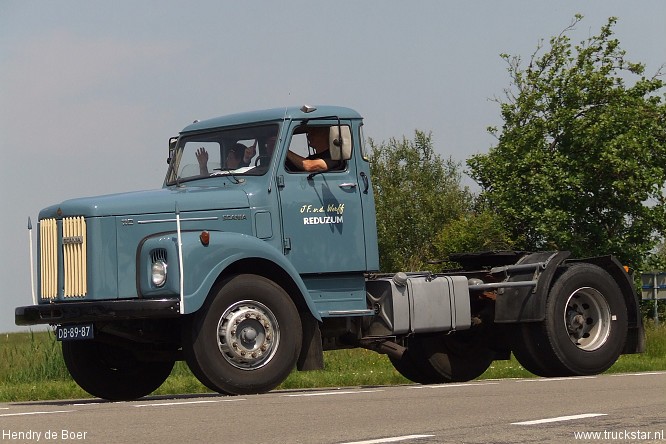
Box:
[16,105,644,400]
[153,105,379,318]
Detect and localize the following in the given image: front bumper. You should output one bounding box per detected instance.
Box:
[15,299,181,326]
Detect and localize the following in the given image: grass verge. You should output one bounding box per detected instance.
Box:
[1,322,664,402]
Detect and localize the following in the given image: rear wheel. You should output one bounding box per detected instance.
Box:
[62,340,174,401]
[513,263,628,376]
[418,331,495,383]
[511,323,559,377]
[183,274,302,395]
[389,338,447,384]
[391,331,494,384]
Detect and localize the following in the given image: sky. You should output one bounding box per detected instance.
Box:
[1,1,665,333]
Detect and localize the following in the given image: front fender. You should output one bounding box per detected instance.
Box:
[138,231,321,320]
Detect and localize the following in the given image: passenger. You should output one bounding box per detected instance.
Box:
[196,143,252,174]
[225,143,246,169]
[265,135,277,157]
[254,136,278,168]
[238,142,256,168]
[196,147,210,175]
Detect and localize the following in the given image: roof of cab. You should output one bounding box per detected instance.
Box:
[181,105,363,133]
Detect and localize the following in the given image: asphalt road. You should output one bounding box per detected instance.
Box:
[1,372,664,444]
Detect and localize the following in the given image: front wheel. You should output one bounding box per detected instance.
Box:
[183,274,302,395]
[62,340,174,401]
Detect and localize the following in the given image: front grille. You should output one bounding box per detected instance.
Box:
[40,218,58,299]
[39,217,88,300]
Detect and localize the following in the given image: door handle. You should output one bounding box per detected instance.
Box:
[339,183,357,189]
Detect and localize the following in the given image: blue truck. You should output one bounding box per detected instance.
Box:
[16,105,644,400]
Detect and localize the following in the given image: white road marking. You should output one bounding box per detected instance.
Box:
[285,389,383,397]
[0,410,75,417]
[482,378,524,382]
[512,413,607,425]
[515,376,597,383]
[339,434,435,444]
[133,399,246,407]
[408,382,499,389]
[610,371,666,377]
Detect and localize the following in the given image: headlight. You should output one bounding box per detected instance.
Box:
[151,260,168,287]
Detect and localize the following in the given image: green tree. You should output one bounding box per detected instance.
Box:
[645,241,666,271]
[433,209,515,269]
[641,242,666,322]
[369,131,473,271]
[467,15,666,268]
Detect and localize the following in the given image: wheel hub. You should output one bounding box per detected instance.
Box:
[564,287,612,351]
[217,301,279,370]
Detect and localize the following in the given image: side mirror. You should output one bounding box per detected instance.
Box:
[167,136,178,164]
[329,126,352,161]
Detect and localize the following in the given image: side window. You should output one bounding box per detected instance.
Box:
[288,133,310,159]
[359,124,369,161]
[285,125,349,173]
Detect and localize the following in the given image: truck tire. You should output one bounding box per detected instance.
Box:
[511,323,559,377]
[391,331,494,384]
[417,331,495,383]
[62,340,174,401]
[515,263,628,376]
[389,340,447,384]
[183,274,302,395]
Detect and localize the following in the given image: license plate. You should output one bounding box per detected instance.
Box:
[56,324,94,341]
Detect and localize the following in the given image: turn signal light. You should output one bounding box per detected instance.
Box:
[200,231,210,246]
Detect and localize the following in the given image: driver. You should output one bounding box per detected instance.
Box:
[286,126,339,172]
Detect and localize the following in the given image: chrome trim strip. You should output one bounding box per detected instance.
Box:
[326,309,375,316]
[137,217,219,224]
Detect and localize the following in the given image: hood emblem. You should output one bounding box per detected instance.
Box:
[63,236,84,245]
[223,214,247,221]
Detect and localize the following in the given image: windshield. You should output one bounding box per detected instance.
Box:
[166,124,279,185]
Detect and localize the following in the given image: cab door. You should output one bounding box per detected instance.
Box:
[277,121,366,274]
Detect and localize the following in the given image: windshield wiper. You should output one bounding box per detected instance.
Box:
[212,167,241,184]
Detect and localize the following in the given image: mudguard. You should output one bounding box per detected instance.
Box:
[138,231,321,320]
[494,251,570,323]
[494,252,644,354]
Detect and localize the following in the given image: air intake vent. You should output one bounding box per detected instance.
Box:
[151,248,167,263]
